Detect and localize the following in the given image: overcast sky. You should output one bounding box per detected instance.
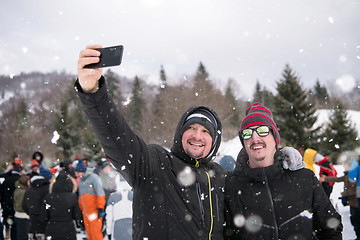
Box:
[1,0,359,98]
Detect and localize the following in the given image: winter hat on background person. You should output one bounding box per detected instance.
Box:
[52,172,75,193]
[239,102,280,148]
[39,166,53,180]
[99,158,110,169]
[13,161,23,172]
[75,160,87,172]
[31,159,40,169]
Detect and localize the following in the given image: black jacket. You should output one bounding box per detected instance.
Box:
[76,77,226,240]
[42,173,81,240]
[23,177,50,233]
[0,170,21,217]
[224,149,342,240]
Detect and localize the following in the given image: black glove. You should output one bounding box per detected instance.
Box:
[108,235,112,240]
[97,208,105,218]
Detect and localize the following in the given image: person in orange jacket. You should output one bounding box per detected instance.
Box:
[75,161,105,240]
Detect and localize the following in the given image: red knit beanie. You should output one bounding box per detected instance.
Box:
[240,102,280,147]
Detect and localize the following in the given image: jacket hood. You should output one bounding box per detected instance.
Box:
[30,176,50,187]
[32,151,44,163]
[50,173,77,193]
[171,106,222,167]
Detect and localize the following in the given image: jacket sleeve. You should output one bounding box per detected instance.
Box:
[75,77,156,188]
[311,175,343,239]
[92,174,106,210]
[22,191,29,215]
[324,175,345,183]
[105,194,114,236]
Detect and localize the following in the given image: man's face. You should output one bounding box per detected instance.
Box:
[75,171,85,179]
[243,125,276,168]
[102,165,111,174]
[182,123,212,160]
[32,166,39,173]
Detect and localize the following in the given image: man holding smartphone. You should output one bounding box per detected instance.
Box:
[76,45,226,239]
[75,45,305,239]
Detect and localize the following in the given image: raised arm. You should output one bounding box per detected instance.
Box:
[75,45,154,188]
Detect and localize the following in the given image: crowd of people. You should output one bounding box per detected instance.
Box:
[0,152,133,240]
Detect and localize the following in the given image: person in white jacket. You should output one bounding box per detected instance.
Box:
[106,174,133,240]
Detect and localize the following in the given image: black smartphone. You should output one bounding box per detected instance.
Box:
[84,45,124,69]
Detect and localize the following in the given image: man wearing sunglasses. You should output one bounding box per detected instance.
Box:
[224,102,342,239]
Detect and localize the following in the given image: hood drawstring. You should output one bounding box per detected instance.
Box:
[195,160,200,168]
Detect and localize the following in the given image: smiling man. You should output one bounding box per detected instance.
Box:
[76,44,226,240]
[224,102,343,239]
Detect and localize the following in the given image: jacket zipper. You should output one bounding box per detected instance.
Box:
[196,170,214,240]
[196,181,206,228]
[263,168,279,240]
[205,171,214,240]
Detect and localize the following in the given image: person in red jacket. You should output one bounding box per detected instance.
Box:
[315,153,338,198]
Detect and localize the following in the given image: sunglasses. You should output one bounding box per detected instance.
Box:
[240,126,271,140]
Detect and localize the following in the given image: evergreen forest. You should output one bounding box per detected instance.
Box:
[0,63,359,170]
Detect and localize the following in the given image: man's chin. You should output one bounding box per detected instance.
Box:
[185,150,204,160]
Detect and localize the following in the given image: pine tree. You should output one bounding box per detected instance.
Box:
[153,65,167,115]
[104,69,122,101]
[225,79,241,128]
[274,64,320,149]
[252,80,275,109]
[160,65,167,90]
[313,79,331,108]
[15,97,30,130]
[81,122,104,161]
[150,66,169,144]
[319,99,359,163]
[53,100,81,158]
[196,62,208,80]
[129,76,145,132]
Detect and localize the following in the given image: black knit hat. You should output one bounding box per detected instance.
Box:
[240,102,280,147]
[181,110,217,141]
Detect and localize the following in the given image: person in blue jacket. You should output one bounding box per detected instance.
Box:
[349,156,360,239]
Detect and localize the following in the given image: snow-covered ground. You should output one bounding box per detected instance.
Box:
[327,164,357,239]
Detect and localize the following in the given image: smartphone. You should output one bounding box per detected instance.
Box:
[84,45,124,69]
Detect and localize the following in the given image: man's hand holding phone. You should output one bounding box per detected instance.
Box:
[78,44,104,93]
[77,44,124,93]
